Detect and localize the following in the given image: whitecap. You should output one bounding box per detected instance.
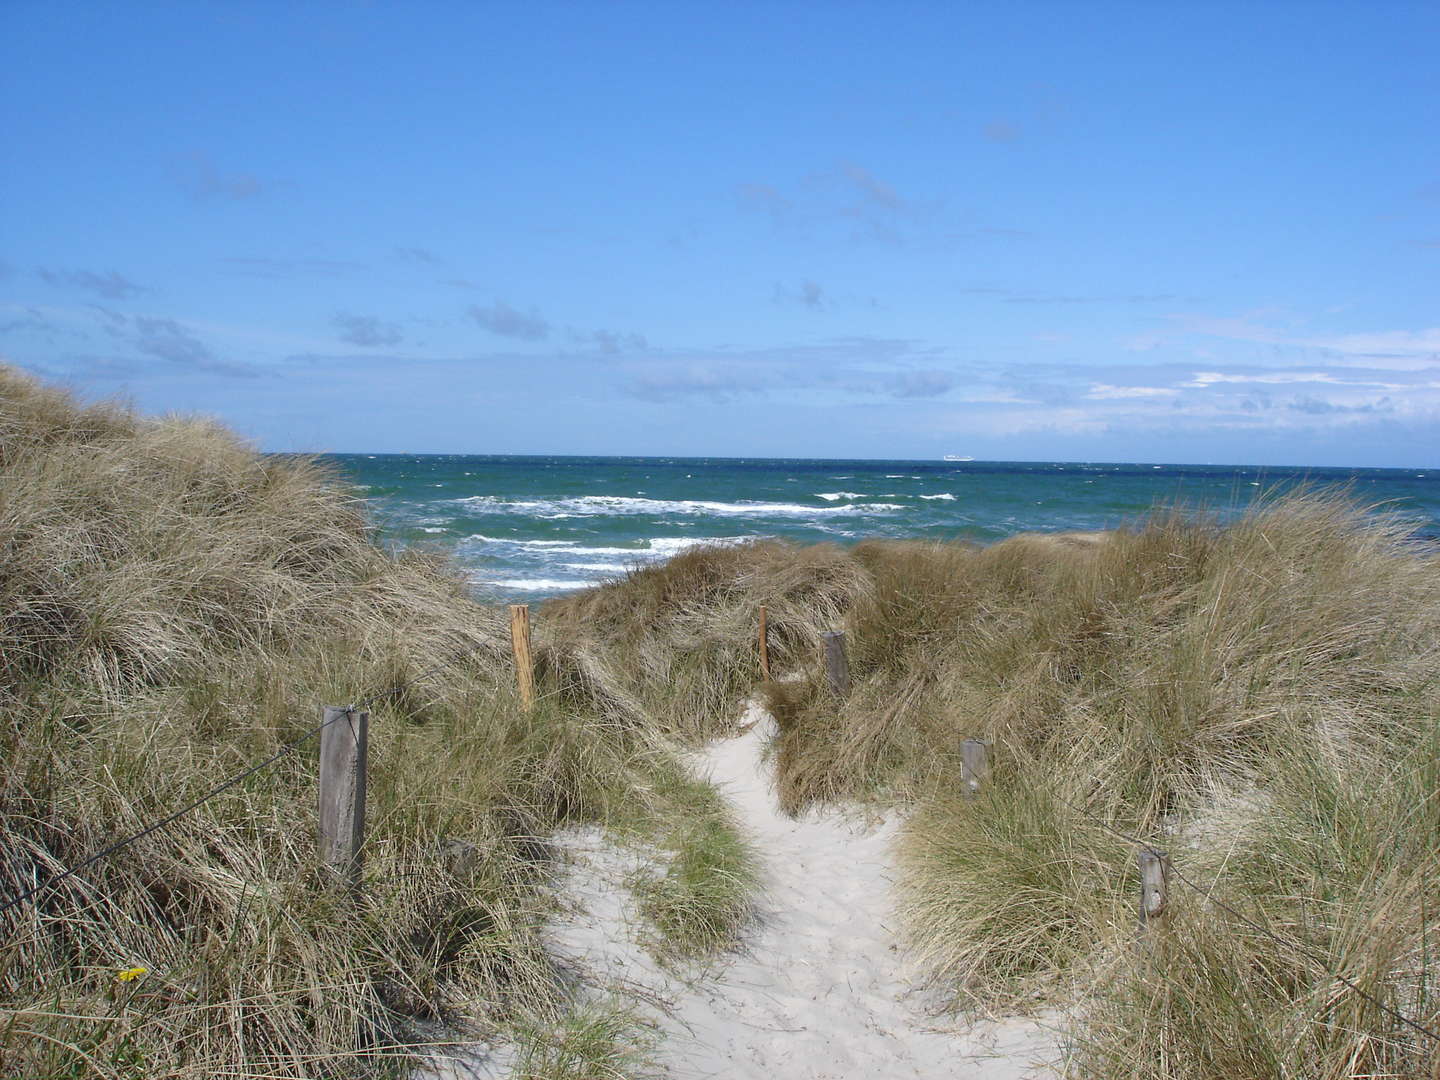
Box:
[647,536,750,555]
[464,534,582,547]
[919,493,956,501]
[450,495,903,518]
[473,577,594,592]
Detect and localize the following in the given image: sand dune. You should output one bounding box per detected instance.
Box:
[430,704,1060,1078]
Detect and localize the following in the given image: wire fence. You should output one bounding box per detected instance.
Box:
[1047,783,1440,1047]
[0,635,496,921]
[4,618,1437,1054]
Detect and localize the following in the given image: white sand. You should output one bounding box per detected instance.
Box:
[424,704,1062,1078]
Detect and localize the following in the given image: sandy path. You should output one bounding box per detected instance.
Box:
[426,706,1062,1078]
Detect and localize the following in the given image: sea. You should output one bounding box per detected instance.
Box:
[328,456,1440,602]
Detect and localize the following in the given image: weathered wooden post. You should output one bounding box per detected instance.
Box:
[758,605,772,681]
[822,630,850,695]
[1138,847,1170,939]
[509,603,535,710]
[960,739,989,799]
[318,706,368,888]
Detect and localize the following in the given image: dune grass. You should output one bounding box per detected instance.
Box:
[541,540,864,742]
[508,1001,659,1080]
[623,777,758,964]
[0,368,751,1079]
[9,363,1440,1078]
[549,489,1440,1078]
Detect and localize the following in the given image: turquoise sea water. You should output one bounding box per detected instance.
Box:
[329,455,1440,602]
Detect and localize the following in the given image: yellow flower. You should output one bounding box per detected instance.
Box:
[116,966,147,983]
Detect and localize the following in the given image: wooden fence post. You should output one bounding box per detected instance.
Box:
[758,605,771,681]
[1138,847,1170,938]
[960,739,989,799]
[822,630,850,696]
[509,603,534,710]
[318,706,368,888]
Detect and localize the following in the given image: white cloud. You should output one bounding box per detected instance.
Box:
[1183,371,1342,387]
[1308,327,1440,361]
[1086,384,1178,399]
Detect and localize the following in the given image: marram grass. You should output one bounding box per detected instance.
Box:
[0,368,753,1079]
[553,481,1440,1077]
[7,363,1440,1078]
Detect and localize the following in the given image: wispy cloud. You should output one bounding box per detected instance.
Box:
[221,256,365,279]
[1182,370,1348,388]
[736,160,987,247]
[618,336,947,403]
[773,279,826,309]
[1085,384,1179,399]
[568,327,648,354]
[38,267,146,300]
[609,336,1440,443]
[961,285,1185,305]
[1159,311,1440,369]
[178,152,264,200]
[983,120,1021,143]
[625,364,773,403]
[735,183,792,227]
[391,246,442,265]
[886,369,955,398]
[467,301,550,341]
[89,307,257,377]
[132,316,254,375]
[334,312,402,347]
[0,305,62,337]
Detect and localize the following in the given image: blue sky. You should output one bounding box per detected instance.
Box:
[3,1,1437,466]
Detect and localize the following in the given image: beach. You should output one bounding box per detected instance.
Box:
[426,702,1061,1079]
[8,368,1440,1079]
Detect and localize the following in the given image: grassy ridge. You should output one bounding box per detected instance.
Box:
[557,498,1440,1078]
[0,369,757,1079]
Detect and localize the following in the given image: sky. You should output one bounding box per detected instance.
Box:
[2,1,1438,466]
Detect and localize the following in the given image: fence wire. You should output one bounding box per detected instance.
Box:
[8,628,1437,1053]
[1048,786,1440,1047]
[0,634,495,920]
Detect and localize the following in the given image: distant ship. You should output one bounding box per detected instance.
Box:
[942,454,974,462]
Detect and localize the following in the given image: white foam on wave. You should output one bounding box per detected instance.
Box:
[919,493,956,501]
[545,536,751,559]
[462,534,753,559]
[451,495,903,518]
[648,535,750,555]
[472,576,595,592]
[467,535,581,547]
[561,562,631,573]
[815,491,865,501]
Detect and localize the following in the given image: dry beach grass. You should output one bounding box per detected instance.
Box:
[556,491,1440,1077]
[0,368,752,1078]
[4,363,1439,1078]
